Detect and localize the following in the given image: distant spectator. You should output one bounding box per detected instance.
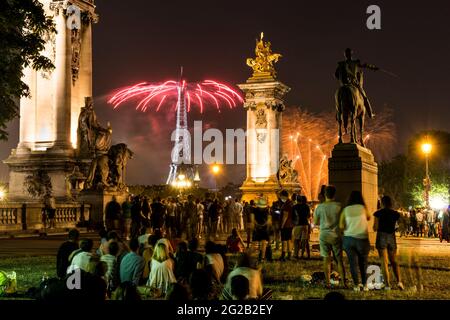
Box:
[96,228,109,256]
[56,229,80,278]
[69,238,94,272]
[105,196,122,232]
[147,242,177,296]
[292,195,311,259]
[226,228,245,254]
[122,196,133,240]
[120,238,145,286]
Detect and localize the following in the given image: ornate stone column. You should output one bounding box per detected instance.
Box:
[239,33,300,204]
[50,0,72,151]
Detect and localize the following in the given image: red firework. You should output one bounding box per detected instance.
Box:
[108,80,243,113]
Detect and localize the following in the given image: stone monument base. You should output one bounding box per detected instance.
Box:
[328,143,378,242]
[240,177,301,205]
[79,189,129,228]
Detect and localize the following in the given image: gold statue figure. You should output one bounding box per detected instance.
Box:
[246,32,282,79]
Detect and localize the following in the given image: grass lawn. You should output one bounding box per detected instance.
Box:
[1,249,449,300]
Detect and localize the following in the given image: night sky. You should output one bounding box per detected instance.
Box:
[1,0,449,187]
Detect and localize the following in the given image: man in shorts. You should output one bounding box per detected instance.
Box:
[280,190,294,261]
[313,185,346,288]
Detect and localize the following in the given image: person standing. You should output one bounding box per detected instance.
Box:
[130,196,142,240]
[280,190,294,261]
[270,197,283,251]
[439,207,450,243]
[373,195,404,290]
[314,185,346,288]
[339,190,371,292]
[252,198,271,262]
[184,195,198,241]
[427,209,437,238]
[105,196,122,232]
[141,197,151,232]
[416,209,424,237]
[196,199,205,239]
[208,199,221,239]
[243,200,256,249]
[150,197,166,234]
[409,209,417,236]
[292,195,311,259]
[121,196,132,240]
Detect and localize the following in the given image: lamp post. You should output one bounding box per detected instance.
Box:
[211,164,220,194]
[421,142,432,209]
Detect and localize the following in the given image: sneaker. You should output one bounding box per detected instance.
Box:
[363,285,369,292]
[353,286,361,292]
[398,282,405,291]
[384,286,391,291]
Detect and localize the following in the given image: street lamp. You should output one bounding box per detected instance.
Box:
[421,142,432,208]
[211,164,221,193]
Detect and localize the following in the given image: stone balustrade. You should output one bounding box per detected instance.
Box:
[0,202,90,232]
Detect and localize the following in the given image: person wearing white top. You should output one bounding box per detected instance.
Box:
[147,242,176,296]
[339,191,371,292]
[225,253,263,299]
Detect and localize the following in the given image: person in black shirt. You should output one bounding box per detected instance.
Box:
[252,198,271,262]
[150,197,166,232]
[56,229,80,278]
[292,195,311,259]
[373,195,404,290]
[105,196,122,232]
[130,196,142,239]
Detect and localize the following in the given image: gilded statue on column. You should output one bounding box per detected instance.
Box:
[246,32,282,79]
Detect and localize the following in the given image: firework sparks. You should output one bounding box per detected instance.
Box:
[283,106,396,200]
[108,80,243,113]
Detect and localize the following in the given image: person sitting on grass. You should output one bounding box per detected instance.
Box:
[166,282,190,301]
[111,281,141,301]
[69,238,94,272]
[230,275,250,300]
[189,269,212,300]
[226,228,246,254]
[119,238,145,287]
[56,228,80,279]
[100,241,120,294]
[204,241,225,284]
[224,252,263,299]
[146,242,177,297]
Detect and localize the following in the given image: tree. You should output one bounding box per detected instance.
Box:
[379,130,450,208]
[0,0,55,140]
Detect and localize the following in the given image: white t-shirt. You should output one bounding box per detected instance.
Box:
[70,251,92,272]
[147,259,176,294]
[342,204,369,239]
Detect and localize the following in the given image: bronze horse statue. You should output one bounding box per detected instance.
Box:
[335,84,367,147]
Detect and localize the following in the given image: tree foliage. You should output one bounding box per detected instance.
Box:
[380,130,450,208]
[0,0,55,140]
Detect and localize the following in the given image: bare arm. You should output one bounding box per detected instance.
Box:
[339,209,346,230]
[373,216,379,232]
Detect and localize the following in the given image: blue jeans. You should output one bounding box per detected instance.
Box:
[343,236,370,286]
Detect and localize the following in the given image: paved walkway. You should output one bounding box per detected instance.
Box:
[0,231,449,259]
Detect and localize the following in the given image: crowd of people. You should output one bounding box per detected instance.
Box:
[39,187,450,301]
[396,206,449,241]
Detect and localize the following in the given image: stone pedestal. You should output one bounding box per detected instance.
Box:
[238,76,301,204]
[79,189,128,228]
[328,143,378,242]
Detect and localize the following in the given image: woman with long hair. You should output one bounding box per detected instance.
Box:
[339,190,371,292]
[146,243,176,296]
